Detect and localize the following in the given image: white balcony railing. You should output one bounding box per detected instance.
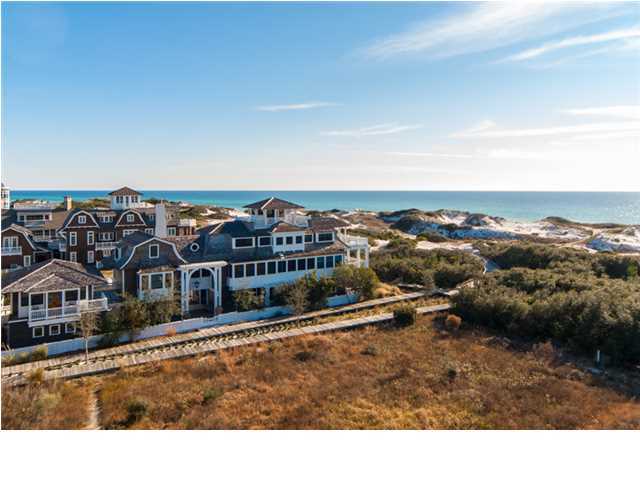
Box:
[33,235,55,242]
[1,246,22,256]
[28,297,109,325]
[178,218,196,227]
[96,241,118,250]
[338,233,369,248]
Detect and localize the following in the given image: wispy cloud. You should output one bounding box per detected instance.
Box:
[321,123,423,137]
[386,151,473,159]
[561,105,640,120]
[256,101,339,112]
[502,26,640,62]
[452,121,640,139]
[360,3,628,60]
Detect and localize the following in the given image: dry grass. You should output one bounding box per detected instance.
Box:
[2,379,92,429]
[96,315,640,429]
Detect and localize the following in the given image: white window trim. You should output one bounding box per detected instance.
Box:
[316,232,334,243]
[258,236,272,247]
[23,255,31,267]
[69,231,77,246]
[145,228,154,235]
[65,323,76,334]
[87,250,95,263]
[149,244,159,259]
[140,271,173,291]
[33,326,44,338]
[167,227,176,236]
[70,252,78,262]
[78,215,86,224]
[126,214,134,222]
[233,237,255,249]
[49,324,61,336]
[87,231,95,245]
[123,229,136,237]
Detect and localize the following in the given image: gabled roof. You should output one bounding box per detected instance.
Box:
[270,222,307,233]
[308,216,349,231]
[243,197,304,210]
[109,186,142,196]
[1,259,107,293]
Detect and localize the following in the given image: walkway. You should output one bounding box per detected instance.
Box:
[2,292,438,385]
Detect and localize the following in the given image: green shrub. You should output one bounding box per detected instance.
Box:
[31,345,48,361]
[393,305,417,328]
[126,399,148,424]
[233,289,264,312]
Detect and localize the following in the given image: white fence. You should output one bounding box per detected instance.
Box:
[2,294,353,359]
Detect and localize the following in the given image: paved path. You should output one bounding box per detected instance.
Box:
[2,303,450,385]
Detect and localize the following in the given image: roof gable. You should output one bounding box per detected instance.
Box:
[109,186,142,196]
[1,259,107,293]
[243,197,304,210]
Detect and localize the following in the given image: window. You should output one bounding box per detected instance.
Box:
[145,228,154,235]
[70,252,77,262]
[87,231,95,245]
[234,264,244,278]
[65,323,76,334]
[167,227,176,236]
[335,255,343,265]
[33,326,44,338]
[24,256,31,267]
[276,237,284,246]
[298,259,306,271]
[78,215,86,224]
[318,232,333,242]
[267,261,276,275]
[126,214,134,222]
[296,236,303,244]
[87,251,94,263]
[326,255,334,268]
[317,256,325,269]
[190,243,200,252]
[234,237,254,248]
[49,324,61,336]
[304,234,313,243]
[150,273,164,289]
[123,229,136,237]
[258,236,271,247]
[2,236,18,248]
[246,263,255,277]
[287,259,297,271]
[257,262,266,276]
[277,260,286,273]
[149,214,155,221]
[149,244,159,258]
[100,215,114,223]
[69,231,77,246]
[66,290,79,302]
[286,236,293,245]
[117,196,123,204]
[307,258,316,270]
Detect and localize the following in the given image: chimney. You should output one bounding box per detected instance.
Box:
[64,195,72,211]
[154,202,167,238]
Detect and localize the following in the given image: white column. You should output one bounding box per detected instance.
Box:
[264,286,271,307]
[180,270,188,315]
[364,247,370,268]
[356,248,361,267]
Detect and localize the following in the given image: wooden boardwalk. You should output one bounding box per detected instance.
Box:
[2,302,450,385]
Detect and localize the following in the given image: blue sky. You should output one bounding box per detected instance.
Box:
[2,1,639,190]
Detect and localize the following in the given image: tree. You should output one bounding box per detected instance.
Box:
[121,294,150,337]
[146,293,181,324]
[77,311,99,361]
[305,274,336,310]
[285,280,309,316]
[333,265,380,300]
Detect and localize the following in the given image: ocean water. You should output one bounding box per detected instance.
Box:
[9,190,640,224]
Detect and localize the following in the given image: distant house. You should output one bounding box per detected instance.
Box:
[1,259,109,347]
[104,197,369,316]
[2,186,197,268]
[1,182,9,210]
[1,224,52,272]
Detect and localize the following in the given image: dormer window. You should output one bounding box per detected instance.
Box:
[149,244,159,259]
[126,214,134,222]
[78,215,86,224]
[317,232,334,243]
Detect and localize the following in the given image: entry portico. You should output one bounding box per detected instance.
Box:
[178,261,226,315]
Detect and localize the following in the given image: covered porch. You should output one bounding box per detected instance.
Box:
[178,261,227,317]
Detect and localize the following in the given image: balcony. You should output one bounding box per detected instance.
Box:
[338,233,369,248]
[28,297,109,326]
[1,246,22,256]
[33,235,55,242]
[23,219,46,228]
[48,239,67,252]
[178,218,197,227]
[96,241,118,250]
